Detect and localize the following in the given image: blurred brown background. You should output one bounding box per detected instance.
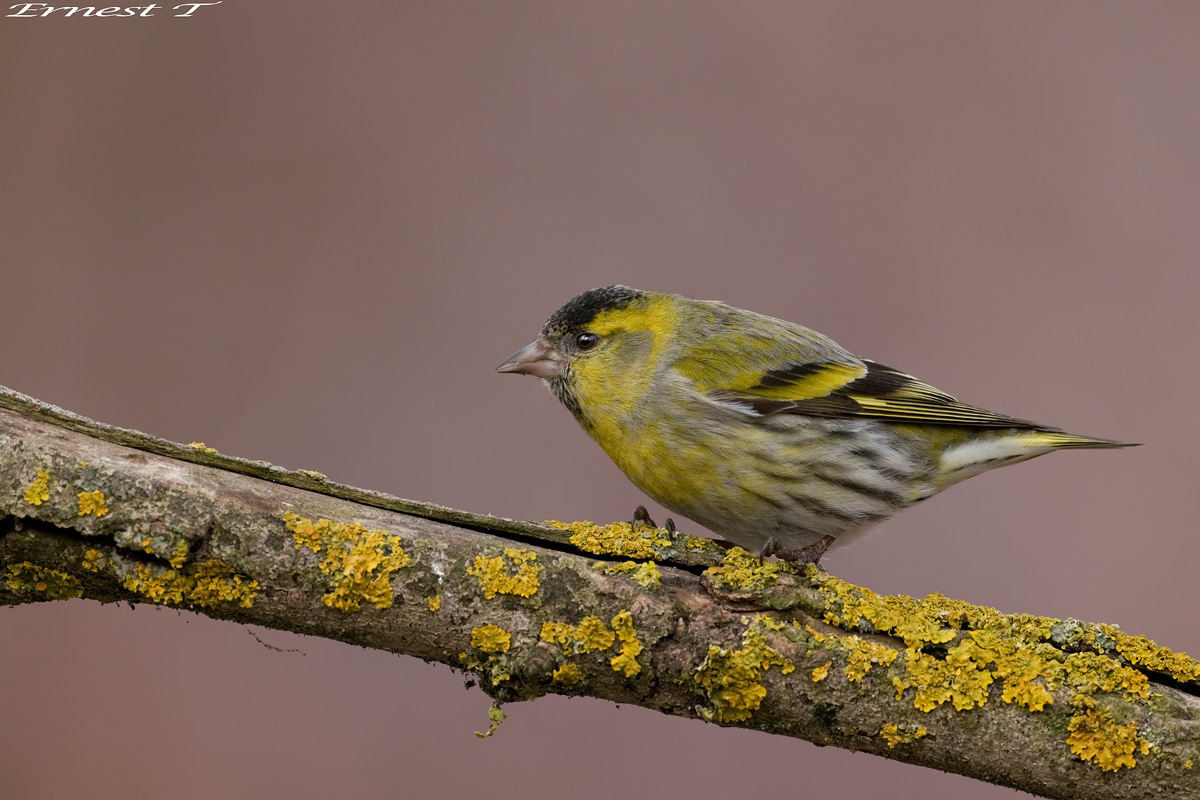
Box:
[1,2,1196,798]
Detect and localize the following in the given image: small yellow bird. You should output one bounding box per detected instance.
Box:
[498,286,1135,564]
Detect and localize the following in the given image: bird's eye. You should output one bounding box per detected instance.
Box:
[575,332,599,350]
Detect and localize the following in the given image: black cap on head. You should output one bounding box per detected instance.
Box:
[542,285,644,335]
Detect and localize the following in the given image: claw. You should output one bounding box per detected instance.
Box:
[758,537,778,565]
[759,537,788,566]
[665,518,676,535]
[758,534,836,569]
[631,505,657,529]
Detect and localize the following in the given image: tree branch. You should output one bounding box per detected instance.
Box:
[0,385,1196,799]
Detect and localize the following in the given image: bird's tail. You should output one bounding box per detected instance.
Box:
[935,428,1137,489]
[1021,431,1140,450]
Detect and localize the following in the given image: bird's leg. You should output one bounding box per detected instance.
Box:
[665,518,676,535]
[760,534,836,570]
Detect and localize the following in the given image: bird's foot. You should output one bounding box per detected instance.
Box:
[631,505,676,534]
[759,535,835,571]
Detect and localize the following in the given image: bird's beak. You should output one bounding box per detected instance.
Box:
[496,336,563,378]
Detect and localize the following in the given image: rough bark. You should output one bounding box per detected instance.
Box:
[0,385,1197,799]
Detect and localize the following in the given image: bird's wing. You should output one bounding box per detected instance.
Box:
[688,351,1042,429]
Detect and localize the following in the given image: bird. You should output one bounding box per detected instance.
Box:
[497,285,1135,565]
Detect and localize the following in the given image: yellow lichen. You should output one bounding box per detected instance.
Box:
[189,561,260,608]
[282,512,410,611]
[703,547,794,591]
[808,571,1189,769]
[188,442,218,454]
[540,612,642,677]
[541,617,616,655]
[893,638,996,712]
[967,629,1056,712]
[880,723,928,748]
[819,575,968,646]
[23,469,51,506]
[1001,669,1055,712]
[129,535,190,571]
[842,636,899,683]
[551,517,722,556]
[117,558,258,608]
[285,511,325,551]
[5,562,83,600]
[812,662,831,682]
[121,564,187,603]
[594,560,661,588]
[1073,653,1152,700]
[298,470,328,481]
[802,622,828,643]
[169,540,189,570]
[610,610,643,677]
[475,704,507,738]
[552,664,585,687]
[1099,624,1200,685]
[471,624,512,653]
[550,519,672,560]
[81,549,104,573]
[467,548,541,600]
[77,490,108,517]
[816,573,1159,714]
[684,536,724,552]
[458,652,510,686]
[427,595,441,612]
[1067,698,1149,771]
[121,567,169,603]
[694,615,795,723]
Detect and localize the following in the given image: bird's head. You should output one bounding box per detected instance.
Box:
[497,285,671,426]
